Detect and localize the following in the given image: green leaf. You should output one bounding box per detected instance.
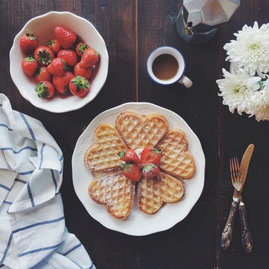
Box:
[259,80,263,91]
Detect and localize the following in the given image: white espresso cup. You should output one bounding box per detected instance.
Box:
[147,46,193,88]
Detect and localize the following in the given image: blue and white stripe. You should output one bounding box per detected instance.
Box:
[0,94,94,269]
[0,123,13,132]
[0,184,10,192]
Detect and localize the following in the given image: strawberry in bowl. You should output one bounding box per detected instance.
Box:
[19,33,38,55]
[10,11,108,113]
[34,45,55,66]
[21,57,38,76]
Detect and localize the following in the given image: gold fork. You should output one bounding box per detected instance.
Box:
[221,157,241,250]
[230,157,253,252]
[230,157,243,195]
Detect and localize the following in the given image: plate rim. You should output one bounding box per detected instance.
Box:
[72,102,205,236]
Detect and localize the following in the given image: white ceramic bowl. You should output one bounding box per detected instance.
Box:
[9,11,109,113]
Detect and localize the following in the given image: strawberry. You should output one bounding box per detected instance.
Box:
[34,46,55,66]
[19,33,38,55]
[118,149,140,164]
[21,57,38,76]
[142,163,161,181]
[121,162,141,182]
[75,42,88,57]
[54,26,77,49]
[53,71,75,95]
[80,47,99,68]
[47,39,61,54]
[69,76,90,98]
[74,63,92,79]
[47,58,67,76]
[35,81,55,99]
[57,49,78,66]
[141,148,162,166]
[34,67,51,83]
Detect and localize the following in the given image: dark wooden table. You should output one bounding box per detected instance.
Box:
[1,1,269,268]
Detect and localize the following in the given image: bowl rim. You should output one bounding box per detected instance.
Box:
[9,11,109,113]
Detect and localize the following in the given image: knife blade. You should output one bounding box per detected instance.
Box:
[233,144,254,201]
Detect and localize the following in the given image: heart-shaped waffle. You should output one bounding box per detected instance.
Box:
[158,129,196,179]
[88,173,135,220]
[137,172,185,214]
[137,177,162,214]
[85,111,195,220]
[84,124,127,172]
[115,111,169,150]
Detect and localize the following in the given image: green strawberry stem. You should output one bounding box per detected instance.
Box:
[143,163,156,172]
[35,67,41,75]
[24,57,36,62]
[78,43,88,54]
[71,76,90,92]
[47,40,55,47]
[118,151,125,158]
[120,162,126,169]
[26,33,36,40]
[38,50,52,65]
[35,82,49,98]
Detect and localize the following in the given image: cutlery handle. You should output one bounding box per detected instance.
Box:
[221,200,238,249]
[239,201,253,253]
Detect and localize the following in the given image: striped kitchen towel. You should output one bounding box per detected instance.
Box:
[0,94,95,269]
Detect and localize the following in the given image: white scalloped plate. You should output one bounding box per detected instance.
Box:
[72,102,205,236]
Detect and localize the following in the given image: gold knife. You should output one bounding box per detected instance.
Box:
[221,144,254,250]
[237,144,254,252]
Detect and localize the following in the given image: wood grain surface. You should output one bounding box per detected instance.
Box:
[0,0,268,268]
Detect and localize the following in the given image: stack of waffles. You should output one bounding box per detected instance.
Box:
[84,111,196,220]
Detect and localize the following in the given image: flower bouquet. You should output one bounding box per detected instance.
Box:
[217,22,269,121]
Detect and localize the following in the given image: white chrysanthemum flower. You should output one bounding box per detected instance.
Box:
[217,68,261,115]
[249,78,269,121]
[224,22,269,76]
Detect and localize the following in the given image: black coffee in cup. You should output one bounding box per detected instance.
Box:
[152,54,179,80]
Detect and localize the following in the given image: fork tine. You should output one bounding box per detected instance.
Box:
[234,157,241,182]
[229,158,235,183]
[229,157,241,183]
[229,156,242,193]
